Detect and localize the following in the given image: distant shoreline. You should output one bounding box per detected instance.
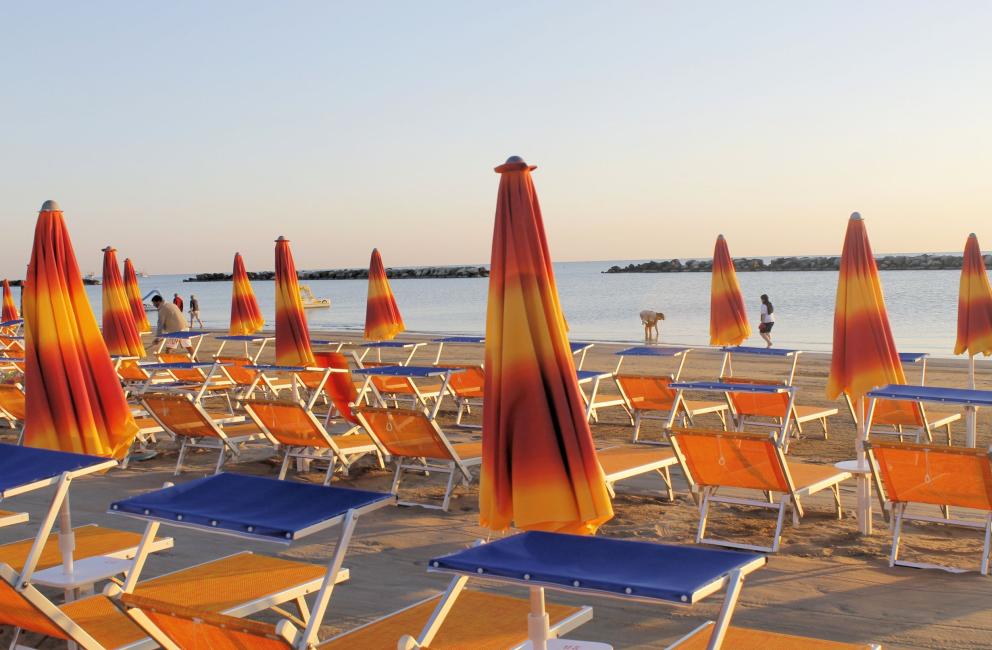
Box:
[605,253,988,274]
[184,265,489,282]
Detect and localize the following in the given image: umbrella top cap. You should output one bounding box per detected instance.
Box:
[40,200,61,212]
[717,234,725,240]
[494,155,537,173]
[275,235,288,242]
[101,246,116,253]
[850,212,863,221]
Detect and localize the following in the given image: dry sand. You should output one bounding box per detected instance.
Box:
[3,332,992,648]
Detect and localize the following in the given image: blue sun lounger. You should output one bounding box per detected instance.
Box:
[668,381,800,447]
[412,531,766,649]
[358,340,426,366]
[214,334,275,362]
[110,472,394,647]
[0,444,175,594]
[431,335,485,364]
[614,346,693,377]
[154,329,211,358]
[354,365,465,418]
[719,346,803,385]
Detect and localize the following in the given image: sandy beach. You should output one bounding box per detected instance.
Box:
[3,331,991,649]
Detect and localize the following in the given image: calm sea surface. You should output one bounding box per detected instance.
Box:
[9,261,965,357]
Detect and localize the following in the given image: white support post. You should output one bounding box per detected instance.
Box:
[856,395,872,535]
[966,355,977,448]
[302,510,358,647]
[527,586,551,650]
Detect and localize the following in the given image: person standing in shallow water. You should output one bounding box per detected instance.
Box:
[759,294,775,347]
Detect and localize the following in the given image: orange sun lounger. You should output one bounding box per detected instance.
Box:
[244,398,383,485]
[141,392,265,475]
[867,440,992,574]
[669,620,880,649]
[0,382,25,442]
[614,375,729,442]
[119,588,592,650]
[848,393,960,444]
[670,428,852,552]
[722,376,838,447]
[355,407,481,511]
[0,551,328,650]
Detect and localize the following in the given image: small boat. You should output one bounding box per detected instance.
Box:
[137,270,149,278]
[83,272,101,285]
[299,285,330,309]
[142,290,162,311]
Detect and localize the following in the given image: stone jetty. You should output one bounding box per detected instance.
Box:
[185,265,489,282]
[605,254,992,274]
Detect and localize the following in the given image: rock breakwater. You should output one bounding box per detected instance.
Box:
[606,254,990,274]
[185,265,489,282]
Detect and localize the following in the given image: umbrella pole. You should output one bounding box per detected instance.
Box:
[856,396,872,535]
[527,586,550,650]
[967,354,977,447]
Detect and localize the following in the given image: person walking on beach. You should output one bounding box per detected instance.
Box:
[172,293,184,311]
[152,295,193,355]
[188,294,203,329]
[759,294,775,347]
[639,309,665,342]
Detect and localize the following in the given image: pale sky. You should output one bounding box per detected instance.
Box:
[1,2,989,277]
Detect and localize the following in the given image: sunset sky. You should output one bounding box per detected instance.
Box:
[1,2,989,277]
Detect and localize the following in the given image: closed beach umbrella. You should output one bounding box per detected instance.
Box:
[229,252,265,336]
[826,212,905,534]
[709,235,751,346]
[122,258,151,333]
[101,247,145,358]
[953,233,992,446]
[364,248,405,341]
[480,156,613,536]
[23,201,138,458]
[274,236,314,366]
[2,279,19,322]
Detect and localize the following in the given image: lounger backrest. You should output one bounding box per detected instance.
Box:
[358,360,412,393]
[0,563,72,641]
[244,399,332,449]
[869,441,992,510]
[157,352,206,383]
[861,397,925,427]
[615,375,676,410]
[118,359,151,382]
[0,384,26,420]
[312,352,360,424]
[356,407,455,461]
[216,356,255,386]
[121,593,295,649]
[441,364,485,398]
[142,393,221,439]
[670,427,791,493]
[720,376,789,418]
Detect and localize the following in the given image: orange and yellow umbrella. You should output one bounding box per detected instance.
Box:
[23,201,138,458]
[709,235,751,346]
[827,213,906,402]
[954,233,992,358]
[122,258,151,333]
[230,252,265,336]
[2,279,19,323]
[364,249,405,341]
[101,247,145,358]
[480,156,613,535]
[274,236,314,366]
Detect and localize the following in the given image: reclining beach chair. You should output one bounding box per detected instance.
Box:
[141,392,264,475]
[0,382,25,442]
[845,392,960,444]
[150,352,236,408]
[120,588,591,649]
[615,374,729,441]
[597,445,678,501]
[244,397,384,485]
[669,621,880,649]
[721,376,838,446]
[669,428,852,552]
[355,362,448,412]
[355,406,481,511]
[866,440,992,574]
[434,363,485,426]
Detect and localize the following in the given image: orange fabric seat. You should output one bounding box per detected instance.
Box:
[0,383,26,421]
[722,376,837,446]
[60,595,147,648]
[0,525,158,573]
[596,445,678,501]
[615,374,728,442]
[868,440,992,574]
[670,428,851,552]
[356,407,482,510]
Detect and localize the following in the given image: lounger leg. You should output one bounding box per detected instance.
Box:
[982,514,992,576]
[657,467,674,501]
[301,510,358,647]
[697,489,712,544]
[706,568,745,650]
[214,446,229,475]
[323,457,337,487]
[391,464,404,497]
[632,412,642,442]
[295,595,311,624]
[413,575,469,648]
[605,480,616,499]
[772,499,787,552]
[890,503,906,568]
[833,484,843,519]
[175,439,189,476]
[441,466,457,511]
[945,423,952,446]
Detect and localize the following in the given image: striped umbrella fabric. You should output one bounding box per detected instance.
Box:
[229,252,264,336]
[709,234,751,346]
[480,156,613,535]
[23,201,138,458]
[364,248,405,341]
[955,233,992,358]
[101,247,145,358]
[122,258,151,333]
[274,236,314,366]
[2,279,19,322]
[827,213,906,402]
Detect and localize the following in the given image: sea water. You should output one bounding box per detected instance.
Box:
[11,261,963,356]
